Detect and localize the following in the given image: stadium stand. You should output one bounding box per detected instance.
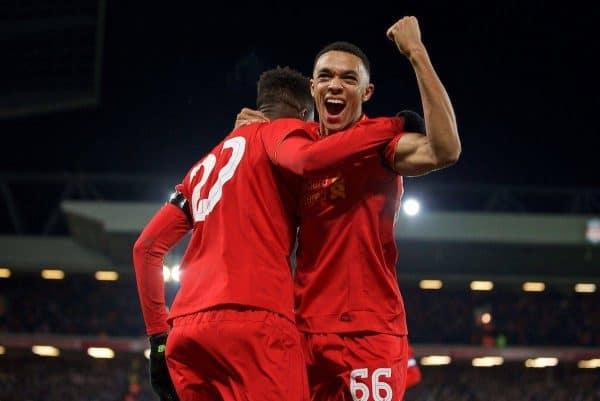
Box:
[0,174,598,400]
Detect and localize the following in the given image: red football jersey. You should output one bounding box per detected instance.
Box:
[295,117,407,335]
[165,117,404,324]
[169,119,305,322]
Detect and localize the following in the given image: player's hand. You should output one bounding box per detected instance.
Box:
[386,16,424,58]
[235,108,269,129]
[149,333,180,401]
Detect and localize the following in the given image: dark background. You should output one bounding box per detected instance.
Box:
[1,1,598,188]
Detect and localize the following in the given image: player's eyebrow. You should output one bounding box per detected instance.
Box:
[315,67,333,76]
[316,67,359,78]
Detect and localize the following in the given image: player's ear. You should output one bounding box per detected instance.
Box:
[301,106,315,122]
[299,108,308,120]
[310,78,316,97]
[362,83,374,102]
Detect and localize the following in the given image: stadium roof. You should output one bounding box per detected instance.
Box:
[1,200,582,280]
[0,174,597,279]
[0,235,112,273]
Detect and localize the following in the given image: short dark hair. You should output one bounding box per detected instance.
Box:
[314,41,371,77]
[256,66,314,115]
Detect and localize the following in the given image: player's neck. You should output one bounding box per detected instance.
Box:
[260,104,299,121]
[319,113,366,137]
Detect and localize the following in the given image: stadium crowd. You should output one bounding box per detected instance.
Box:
[0,353,154,401]
[404,364,600,401]
[2,275,598,346]
[403,286,599,346]
[1,355,598,401]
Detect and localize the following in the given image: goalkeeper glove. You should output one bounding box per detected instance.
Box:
[149,333,180,401]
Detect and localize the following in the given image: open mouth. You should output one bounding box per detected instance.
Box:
[325,99,346,116]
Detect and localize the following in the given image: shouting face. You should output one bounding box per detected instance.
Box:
[311,50,374,135]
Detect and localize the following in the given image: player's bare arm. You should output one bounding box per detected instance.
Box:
[387,16,461,177]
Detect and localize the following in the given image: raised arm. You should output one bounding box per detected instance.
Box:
[386,16,461,176]
[263,117,404,176]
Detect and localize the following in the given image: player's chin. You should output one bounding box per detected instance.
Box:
[323,117,353,133]
[321,111,344,127]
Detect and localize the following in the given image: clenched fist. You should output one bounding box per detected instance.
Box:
[386,16,424,58]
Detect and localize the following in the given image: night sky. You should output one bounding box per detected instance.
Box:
[1,1,598,190]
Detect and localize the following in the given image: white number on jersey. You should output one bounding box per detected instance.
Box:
[190,136,246,222]
[350,368,393,401]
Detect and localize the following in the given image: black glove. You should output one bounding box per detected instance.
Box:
[396,110,426,134]
[149,333,180,401]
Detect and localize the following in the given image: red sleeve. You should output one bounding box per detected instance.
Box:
[406,364,422,388]
[405,345,422,389]
[175,183,187,200]
[261,118,311,161]
[383,133,404,169]
[176,173,191,202]
[133,203,192,335]
[264,117,404,176]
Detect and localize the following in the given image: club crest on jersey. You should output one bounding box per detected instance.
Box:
[301,176,346,208]
[330,178,346,200]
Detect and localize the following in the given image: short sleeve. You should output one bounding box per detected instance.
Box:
[383,133,405,169]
